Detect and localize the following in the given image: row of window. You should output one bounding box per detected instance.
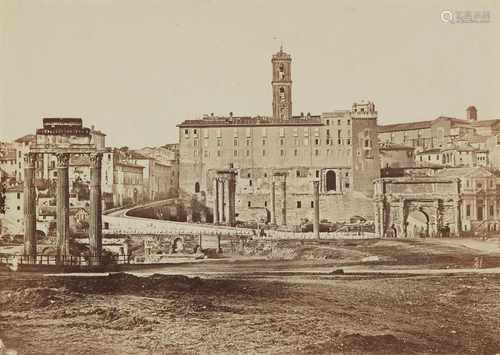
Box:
[196,148,352,158]
[465,203,498,220]
[194,137,352,148]
[325,119,351,126]
[184,126,352,139]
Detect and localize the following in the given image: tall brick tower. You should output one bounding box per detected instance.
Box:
[272,47,292,120]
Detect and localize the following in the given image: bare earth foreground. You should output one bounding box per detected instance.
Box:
[1,238,500,355]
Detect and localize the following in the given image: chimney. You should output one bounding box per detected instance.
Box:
[466,106,477,121]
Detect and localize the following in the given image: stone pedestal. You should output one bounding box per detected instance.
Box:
[56,153,70,261]
[89,153,103,265]
[23,153,37,262]
[313,181,320,239]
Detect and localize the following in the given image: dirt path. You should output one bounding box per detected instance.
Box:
[1,271,500,354]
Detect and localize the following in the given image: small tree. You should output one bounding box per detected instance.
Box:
[0,183,6,214]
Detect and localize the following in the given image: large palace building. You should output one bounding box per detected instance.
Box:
[177,48,380,226]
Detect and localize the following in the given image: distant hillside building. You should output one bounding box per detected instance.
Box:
[177,49,380,226]
[378,107,500,170]
[435,167,500,234]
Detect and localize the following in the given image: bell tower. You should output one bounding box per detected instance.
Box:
[272,47,292,120]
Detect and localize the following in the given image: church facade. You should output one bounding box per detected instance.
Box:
[177,48,380,226]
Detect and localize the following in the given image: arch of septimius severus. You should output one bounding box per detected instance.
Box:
[23,118,104,265]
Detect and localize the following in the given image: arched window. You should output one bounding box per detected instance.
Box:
[279,64,285,79]
[326,170,337,192]
[194,182,200,193]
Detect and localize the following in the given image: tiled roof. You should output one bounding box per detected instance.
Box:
[14,134,36,144]
[129,151,152,160]
[378,120,432,133]
[416,148,442,155]
[441,144,476,152]
[436,167,493,178]
[471,119,500,127]
[437,116,471,127]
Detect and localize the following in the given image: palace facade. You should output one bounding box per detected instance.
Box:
[178,48,380,226]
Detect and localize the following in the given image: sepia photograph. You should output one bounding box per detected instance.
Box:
[0,0,499,354]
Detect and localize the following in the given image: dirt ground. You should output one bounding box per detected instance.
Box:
[1,238,500,355]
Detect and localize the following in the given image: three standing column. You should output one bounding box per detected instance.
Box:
[89,152,103,265]
[56,153,70,260]
[23,153,37,262]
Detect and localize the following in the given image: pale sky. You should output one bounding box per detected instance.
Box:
[1,0,499,148]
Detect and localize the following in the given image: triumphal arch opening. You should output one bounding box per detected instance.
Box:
[374,177,462,238]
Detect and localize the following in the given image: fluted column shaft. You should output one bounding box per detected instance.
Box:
[56,153,70,260]
[23,153,37,262]
[89,152,103,265]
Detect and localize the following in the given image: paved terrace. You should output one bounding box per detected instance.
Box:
[102,200,378,239]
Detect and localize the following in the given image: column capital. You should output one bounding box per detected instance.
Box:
[23,152,37,167]
[56,153,70,168]
[89,152,103,168]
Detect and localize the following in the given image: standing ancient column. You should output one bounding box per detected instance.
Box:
[280,177,287,226]
[270,181,276,225]
[454,200,461,237]
[213,178,220,224]
[89,152,103,265]
[313,181,320,239]
[23,153,37,262]
[228,173,236,227]
[56,153,70,261]
[220,178,226,224]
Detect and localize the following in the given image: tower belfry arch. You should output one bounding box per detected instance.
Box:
[272,47,292,120]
